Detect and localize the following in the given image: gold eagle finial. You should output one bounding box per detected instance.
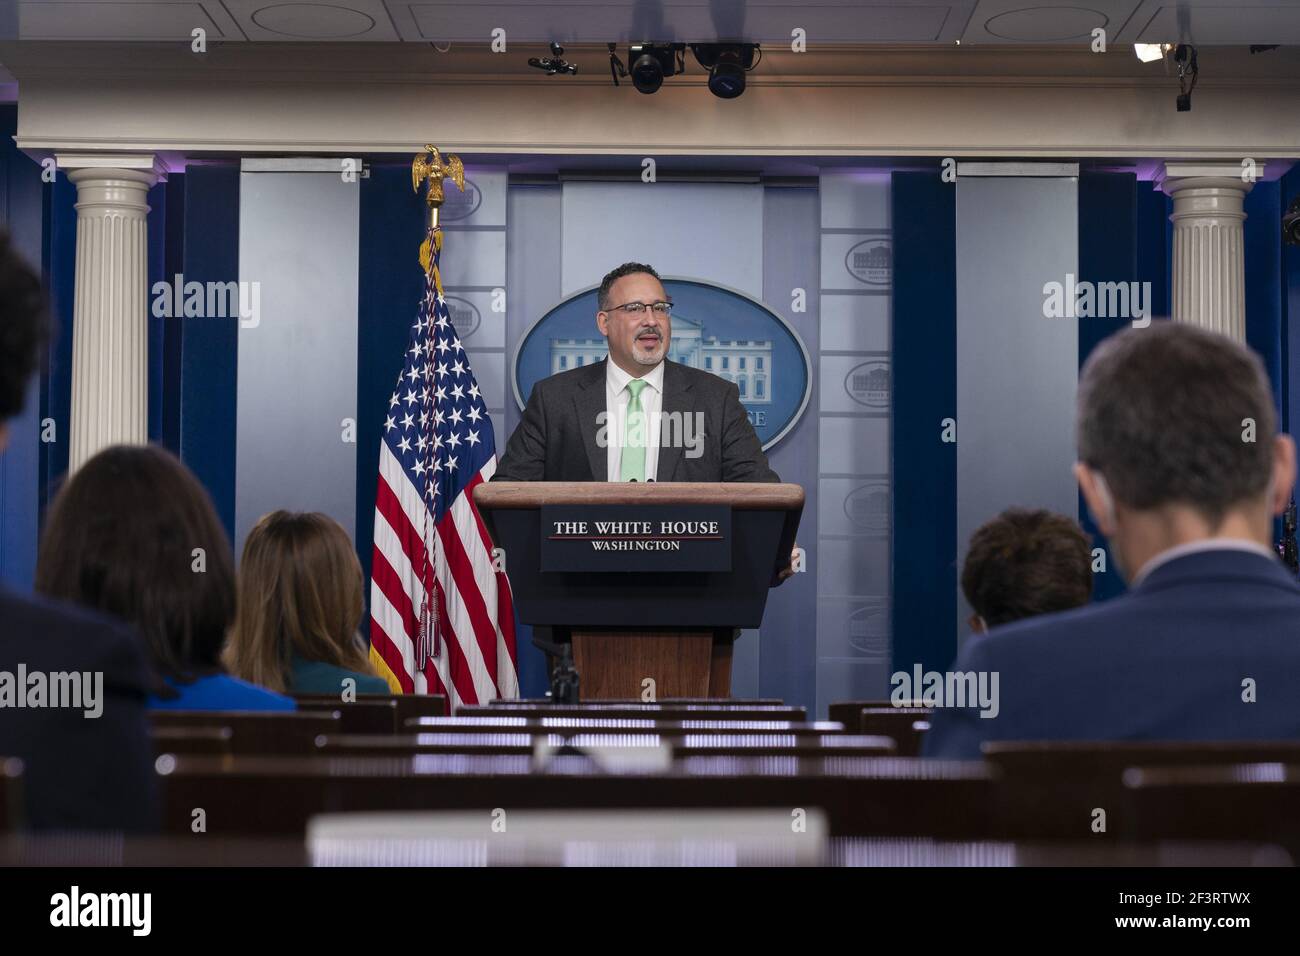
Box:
[412,145,465,275]
[412,144,465,215]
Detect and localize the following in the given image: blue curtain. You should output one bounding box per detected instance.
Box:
[890,170,957,671]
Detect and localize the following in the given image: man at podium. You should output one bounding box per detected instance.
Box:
[483,265,799,698]
[495,262,779,484]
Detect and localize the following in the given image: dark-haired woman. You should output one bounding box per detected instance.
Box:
[36,444,294,711]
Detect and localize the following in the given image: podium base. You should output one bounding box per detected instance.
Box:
[570,629,736,700]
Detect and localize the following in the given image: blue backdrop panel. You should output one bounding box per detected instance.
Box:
[1078,173,1139,367]
[1077,171,1138,603]
[0,105,45,588]
[1285,168,1300,437]
[1245,181,1284,419]
[1243,180,1287,549]
[40,175,75,516]
[179,164,240,544]
[890,170,957,672]
[1136,185,1172,319]
[147,181,168,444]
[162,175,187,455]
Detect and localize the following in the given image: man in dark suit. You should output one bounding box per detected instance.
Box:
[0,230,157,830]
[925,322,1300,758]
[494,262,779,484]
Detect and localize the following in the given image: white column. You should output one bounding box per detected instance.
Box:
[56,154,165,471]
[1158,161,1262,342]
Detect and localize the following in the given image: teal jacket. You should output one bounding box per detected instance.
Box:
[287,654,390,696]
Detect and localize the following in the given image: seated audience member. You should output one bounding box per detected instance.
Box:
[0,231,157,831]
[36,445,295,712]
[961,508,1093,635]
[926,322,1300,758]
[224,511,390,696]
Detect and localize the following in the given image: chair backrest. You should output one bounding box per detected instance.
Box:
[308,808,828,866]
[827,837,1292,867]
[1123,763,1300,853]
[387,694,448,724]
[150,710,342,755]
[828,701,929,730]
[314,733,898,759]
[0,834,308,867]
[154,754,996,839]
[986,740,1300,776]
[152,726,234,757]
[984,741,1300,840]
[856,708,933,756]
[292,693,446,728]
[403,717,846,736]
[286,698,398,734]
[486,698,784,706]
[457,703,807,722]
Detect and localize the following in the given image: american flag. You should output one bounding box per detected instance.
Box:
[368,226,519,706]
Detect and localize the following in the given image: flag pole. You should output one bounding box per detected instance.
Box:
[409,144,464,669]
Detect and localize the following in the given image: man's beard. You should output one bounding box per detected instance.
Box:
[632,331,666,366]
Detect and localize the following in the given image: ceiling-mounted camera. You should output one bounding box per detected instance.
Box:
[689,43,761,98]
[609,42,686,94]
[528,41,577,76]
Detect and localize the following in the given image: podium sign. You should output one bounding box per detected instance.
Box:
[540,504,731,573]
[475,482,804,698]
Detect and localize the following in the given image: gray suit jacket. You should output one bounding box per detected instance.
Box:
[494,358,779,482]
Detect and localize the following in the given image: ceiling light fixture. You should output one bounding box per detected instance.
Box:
[1133,43,1172,63]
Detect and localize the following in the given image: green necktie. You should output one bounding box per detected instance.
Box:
[619,378,648,482]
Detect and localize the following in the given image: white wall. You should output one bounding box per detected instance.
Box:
[235,161,360,558]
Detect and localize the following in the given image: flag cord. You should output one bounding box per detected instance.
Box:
[421,224,442,668]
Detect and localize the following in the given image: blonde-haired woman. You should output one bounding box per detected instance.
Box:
[226,511,390,696]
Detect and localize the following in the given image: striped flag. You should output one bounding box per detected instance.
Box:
[368,225,519,706]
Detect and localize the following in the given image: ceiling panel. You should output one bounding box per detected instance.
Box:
[1132,2,1300,44]
[960,0,1143,44]
[9,0,1299,44]
[213,0,400,41]
[19,1,243,40]
[392,1,971,44]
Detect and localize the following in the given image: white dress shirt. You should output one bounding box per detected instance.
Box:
[605,359,664,482]
[1128,536,1279,587]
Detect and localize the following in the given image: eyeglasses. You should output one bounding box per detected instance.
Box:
[604,300,673,316]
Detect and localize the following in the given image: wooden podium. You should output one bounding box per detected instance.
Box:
[474,482,803,700]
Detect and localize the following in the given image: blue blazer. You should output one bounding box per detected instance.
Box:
[149,674,296,712]
[924,549,1300,759]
